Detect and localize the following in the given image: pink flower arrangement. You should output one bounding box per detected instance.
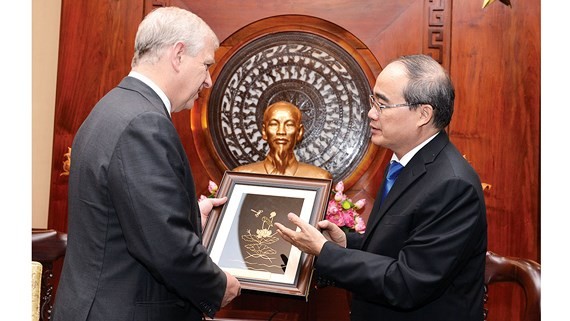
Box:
[325,181,366,234]
[198,180,218,202]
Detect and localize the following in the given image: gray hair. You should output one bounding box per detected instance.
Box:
[131,7,219,67]
[394,54,455,129]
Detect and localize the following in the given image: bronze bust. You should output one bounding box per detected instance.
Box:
[233,101,332,179]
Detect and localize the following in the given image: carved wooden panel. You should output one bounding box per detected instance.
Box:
[208,31,372,182]
[193,14,382,189]
[143,0,170,15]
[423,0,452,70]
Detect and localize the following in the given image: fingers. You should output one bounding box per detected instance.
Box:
[275,224,293,243]
[209,196,227,207]
[198,196,227,217]
[320,222,347,248]
[317,219,340,234]
[275,212,306,235]
[286,212,304,227]
[317,219,331,229]
[275,214,327,256]
[274,222,294,241]
[198,199,213,216]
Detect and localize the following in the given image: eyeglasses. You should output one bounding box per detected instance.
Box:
[368,95,419,115]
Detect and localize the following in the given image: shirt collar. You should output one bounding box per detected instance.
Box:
[391,132,440,166]
[128,71,171,116]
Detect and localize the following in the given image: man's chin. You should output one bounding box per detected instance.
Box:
[274,143,292,151]
[370,135,384,146]
[177,99,197,112]
[273,144,292,155]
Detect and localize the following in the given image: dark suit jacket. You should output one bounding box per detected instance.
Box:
[53,77,226,321]
[316,131,487,321]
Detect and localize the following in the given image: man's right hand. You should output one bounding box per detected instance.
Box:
[221,271,241,307]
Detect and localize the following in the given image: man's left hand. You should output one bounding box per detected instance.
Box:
[198,197,227,231]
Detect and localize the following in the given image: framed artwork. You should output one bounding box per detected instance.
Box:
[203,171,332,297]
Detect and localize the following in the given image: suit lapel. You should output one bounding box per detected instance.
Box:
[362,131,450,247]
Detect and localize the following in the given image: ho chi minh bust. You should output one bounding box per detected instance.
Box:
[233,101,332,179]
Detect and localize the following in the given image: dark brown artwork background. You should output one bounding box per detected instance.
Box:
[218,193,304,275]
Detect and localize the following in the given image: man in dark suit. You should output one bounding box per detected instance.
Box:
[52,7,241,321]
[276,54,487,321]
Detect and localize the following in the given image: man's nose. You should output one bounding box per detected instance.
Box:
[203,72,213,89]
[367,106,377,120]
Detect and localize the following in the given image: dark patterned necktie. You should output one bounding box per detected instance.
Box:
[381,161,404,203]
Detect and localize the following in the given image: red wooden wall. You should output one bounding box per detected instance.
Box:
[48,0,540,320]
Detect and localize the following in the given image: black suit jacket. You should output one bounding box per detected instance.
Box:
[53,77,226,321]
[316,131,487,321]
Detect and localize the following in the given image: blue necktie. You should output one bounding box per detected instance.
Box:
[381,161,404,203]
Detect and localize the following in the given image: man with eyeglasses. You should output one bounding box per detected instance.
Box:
[276,54,487,321]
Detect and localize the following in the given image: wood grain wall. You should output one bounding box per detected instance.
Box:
[48,0,540,320]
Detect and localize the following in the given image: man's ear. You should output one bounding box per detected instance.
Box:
[296,124,304,142]
[171,42,185,72]
[261,124,267,140]
[418,104,434,127]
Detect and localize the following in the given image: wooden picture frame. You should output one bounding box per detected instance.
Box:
[203,171,332,297]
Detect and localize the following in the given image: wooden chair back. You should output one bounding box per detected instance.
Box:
[484,250,541,321]
[32,229,67,321]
